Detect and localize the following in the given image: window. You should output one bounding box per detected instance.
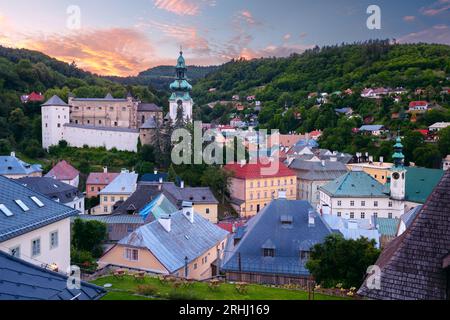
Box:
[350,201,355,207]
[337,212,342,217]
[361,201,366,207]
[57,123,61,128]
[111,196,115,202]
[103,206,108,213]
[300,250,310,260]
[91,187,95,192]
[263,248,275,257]
[32,238,41,257]
[104,196,108,202]
[250,182,254,188]
[350,212,355,219]
[361,212,365,219]
[127,226,133,233]
[373,212,378,218]
[374,201,378,207]
[388,201,393,208]
[0,204,13,217]
[194,263,198,270]
[125,248,139,261]
[50,231,58,249]
[388,212,393,219]
[99,120,102,125]
[206,208,210,214]
[10,246,20,258]
[30,196,44,207]
[337,200,342,206]
[14,200,29,212]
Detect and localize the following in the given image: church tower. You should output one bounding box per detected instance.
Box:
[169,50,193,122]
[390,137,406,200]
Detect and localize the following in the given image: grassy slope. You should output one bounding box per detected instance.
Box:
[92,275,348,301]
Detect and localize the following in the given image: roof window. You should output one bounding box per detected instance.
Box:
[30,196,44,207]
[15,200,29,212]
[0,204,13,217]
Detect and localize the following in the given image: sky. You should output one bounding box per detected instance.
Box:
[0,0,449,76]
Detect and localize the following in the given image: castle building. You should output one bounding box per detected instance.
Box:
[41,51,192,152]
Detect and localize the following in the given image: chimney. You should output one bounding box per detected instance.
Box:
[308,210,316,227]
[10,151,16,158]
[103,167,108,174]
[379,156,384,165]
[369,156,374,163]
[240,159,246,167]
[121,168,129,174]
[278,190,287,199]
[159,177,163,184]
[321,160,326,167]
[158,215,171,232]
[180,181,185,189]
[182,201,194,223]
[154,170,158,175]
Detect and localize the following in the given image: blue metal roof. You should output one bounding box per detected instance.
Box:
[0,154,42,176]
[140,172,168,183]
[118,211,228,273]
[0,176,78,242]
[139,194,177,221]
[99,171,138,195]
[360,125,385,131]
[320,171,388,198]
[222,200,334,277]
[0,251,105,300]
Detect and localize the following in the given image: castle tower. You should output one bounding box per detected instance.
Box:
[41,95,70,150]
[169,50,193,122]
[390,137,406,200]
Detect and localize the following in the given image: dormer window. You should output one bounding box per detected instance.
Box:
[280,215,293,228]
[263,248,275,257]
[300,250,310,261]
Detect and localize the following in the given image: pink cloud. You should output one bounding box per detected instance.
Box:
[420,0,450,16]
[238,44,315,60]
[403,16,416,22]
[283,34,291,41]
[398,24,450,45]
[153,0,199,16]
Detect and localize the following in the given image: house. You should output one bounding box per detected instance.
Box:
[0,176,78,273]
[17,177,84,213]
[162,182,219,223]
[359,125,386,136]
[358,171,450,300]
[236,104,245,111]
[0,152,42,179]
[347,160,393,184]
[363,115,375,124]
[92,170,138,215]
[361,87,389,99]
[222,197,334,285]
[319,169,404,220]
[429,122,450,132]
[232,95,240,101]
[98,203,229,280]
[230,117,245,128]
[246,95,256,102]
[308,130,322,141]
[288,158,348,206]
[443,155,450,171]
[322,214,380,248]
[225,160,297,217]
[45,160,80,188]
[408,101,429,112]
[335,107,353,116]
[0,251,105,300]
[78,193,177,242]
[86,167,120,198]
[21,92,45,104]
[344,89,353,95]
[372,217,400,248]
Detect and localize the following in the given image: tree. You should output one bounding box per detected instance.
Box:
[402,131,425,165]
[139,144,155,163]
[413,144,442,169]
[0,139,12,154]
[200,166,232,204]
[168,164,177,182]
[72,219,107,258]
[306,234,380,288]
[438,126,450,156]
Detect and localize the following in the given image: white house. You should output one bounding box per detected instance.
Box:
[45,160,80,188]
[429,122,450,132]
[0,176,78,273]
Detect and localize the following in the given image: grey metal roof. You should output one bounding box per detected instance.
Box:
[222,200,334,277]
[112,184,162,216]
[99,171,138,195]
[138,103,162,112]
[0,176,79,242]
[0,251,105,300]
[400,205,422,229]
[163,183,219,205]
[17,177,83,205]
[0,155,42,176]
[140,117,158,129]
[74,214,145,225]
[289,159,348,181]
[42,95,68,107]
[63,124,139,133]
[118,211,228,273]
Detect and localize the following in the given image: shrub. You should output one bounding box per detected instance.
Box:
[136,284,158,297]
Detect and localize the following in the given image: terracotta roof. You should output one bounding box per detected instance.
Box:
[86,171,120,185]
[45,160,79,181]
[358,170,450,300]
[409,101,428,107]
[225,160,296,179]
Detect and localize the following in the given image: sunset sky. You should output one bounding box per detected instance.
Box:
[0,0,449,76]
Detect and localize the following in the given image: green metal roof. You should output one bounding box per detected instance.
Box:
[405,167,444,204]
[320,171,388,198]
[374,217,400,237]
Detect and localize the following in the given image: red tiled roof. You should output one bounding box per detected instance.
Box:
[409,101,428,107]
[224,160,296,179]
[86,172,120,185]
[28,92,45,102]
[415,129,429,136]
[309,130,322,137]
[217,221,246,233]
[45,160,79,180]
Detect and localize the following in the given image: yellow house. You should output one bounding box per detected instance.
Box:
[347,161,393,184]
[98,204,229,280]
[92,170,138,215]
[225,161,297,217]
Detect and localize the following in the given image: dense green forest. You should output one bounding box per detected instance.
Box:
[104,65,219,90]
[192,40,450,167]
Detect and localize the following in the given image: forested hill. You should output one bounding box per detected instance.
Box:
[192,40,450,106]
[106,65,219,90]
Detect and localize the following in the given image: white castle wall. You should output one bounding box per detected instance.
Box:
[63,125,139,152]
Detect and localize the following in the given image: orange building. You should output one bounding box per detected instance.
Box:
[225,160,297,217]
[86,167,119,198]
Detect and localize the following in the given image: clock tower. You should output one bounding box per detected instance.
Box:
[169,50,193,122]
[390,137,406,200]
